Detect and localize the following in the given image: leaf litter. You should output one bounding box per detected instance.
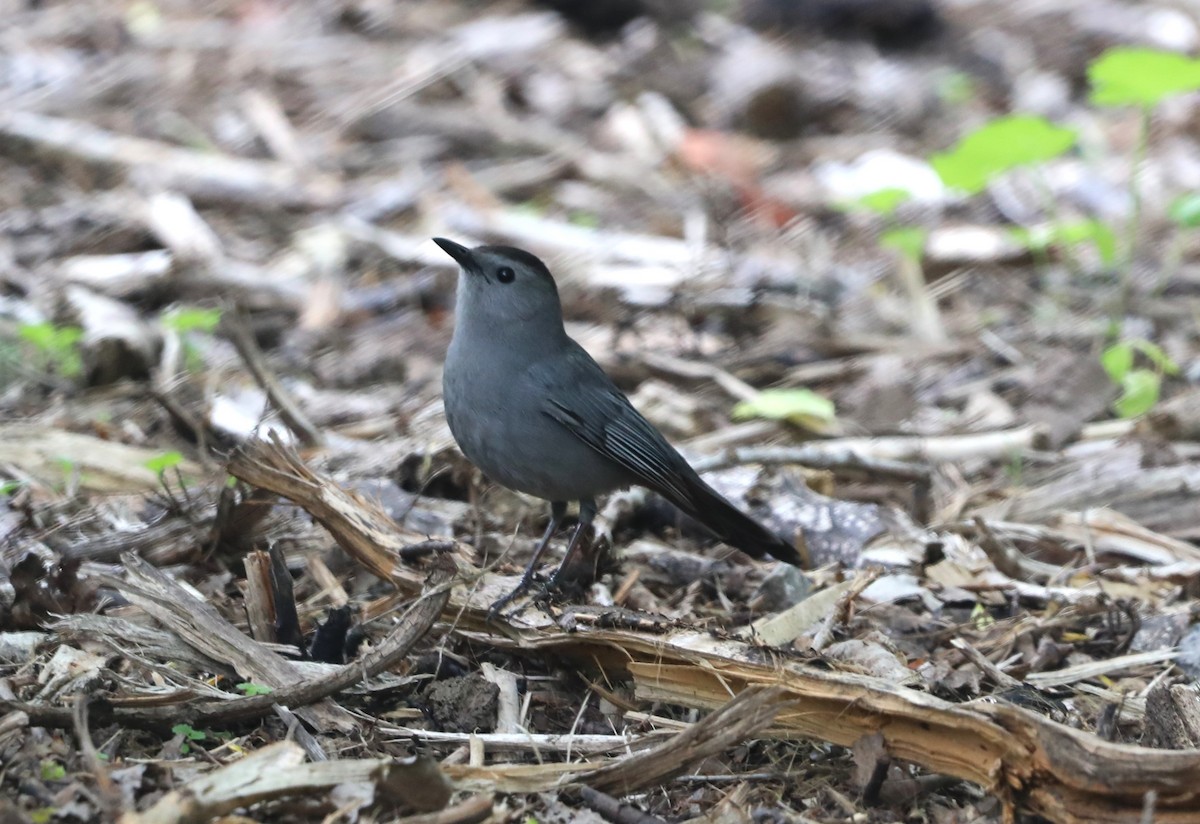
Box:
[1,1,1200,823]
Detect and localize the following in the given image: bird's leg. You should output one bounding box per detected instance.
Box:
[489,501,566,617]
[547,498,597,590]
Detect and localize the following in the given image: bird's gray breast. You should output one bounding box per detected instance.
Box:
[443,334,632,502]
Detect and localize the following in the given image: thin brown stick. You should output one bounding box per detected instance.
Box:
[73,694,121,817]
[579,686,787,795]
[222,311,324,448]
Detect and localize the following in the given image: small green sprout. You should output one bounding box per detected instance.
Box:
[172,723,207,754]
[1010,220,1118,268]
[1088,48,1200,297]
[1169,193,1200,228]
[880,226,928,262]
[1088,48,1200,108]
[1101,338,1180,418]
[19,322,84,378]
[161,306,222,334]
[40,760,66,781]
[855,187,912,217]
[236,682,273,696]
[930,115,1077,195]
[144,451,184,475]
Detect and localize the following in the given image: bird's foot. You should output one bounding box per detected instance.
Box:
[486,570,548,620]
[486,586,525,621]
[487,573,574,621]
[486,525,601,621]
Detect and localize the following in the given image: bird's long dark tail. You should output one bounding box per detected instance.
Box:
[659,472,805,567]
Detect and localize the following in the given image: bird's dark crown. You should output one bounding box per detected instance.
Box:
[477,245,555,283]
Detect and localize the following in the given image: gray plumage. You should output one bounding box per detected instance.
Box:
[435,237,802,604]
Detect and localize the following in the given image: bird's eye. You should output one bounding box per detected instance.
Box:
[496,267,515,284]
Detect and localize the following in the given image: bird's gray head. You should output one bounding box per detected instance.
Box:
[433,238,565,333]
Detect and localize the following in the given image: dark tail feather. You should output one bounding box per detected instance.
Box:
[661,474,805,567]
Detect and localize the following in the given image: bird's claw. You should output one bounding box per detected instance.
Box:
[486,590,521,622]
[488,574,569,622]
[486,573,540,621]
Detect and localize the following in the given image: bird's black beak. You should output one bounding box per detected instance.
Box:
[433,237,475,270]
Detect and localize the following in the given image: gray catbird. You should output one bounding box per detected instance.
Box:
[434,238,802,608]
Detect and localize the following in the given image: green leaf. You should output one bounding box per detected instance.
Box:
[1088,223,1118,268]
[56,327,82,348]
[60,351,83,378]
[1101,342,1134,383]
[1009,225,1050,253]
[1104,338,1181,385]
[161,306,222,334]
[733,388,836,431]
[1113,369,1161,418]
[172,723,206,741]
[182,343,206,374]
[18,322,84,377]
[1128,339,1180,375]
[19,322,53,350]
[1011,220,1117,266]
[19,323,82,352]
[236,682,273,696]
[970,602,994,630]
[880,226,927,260]
[144,451,183,475]
[1169,193,1200,227]
[856,187,912,216]
[1055,219,1118,266]
[1089,47,1200,107]
[930,115,1077,194]
[40,760,66,781]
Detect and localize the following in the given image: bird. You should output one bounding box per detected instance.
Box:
[433,237,802,611]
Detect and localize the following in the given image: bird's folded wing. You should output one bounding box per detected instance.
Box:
[542,387,695,504]
[532,352,804,566]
